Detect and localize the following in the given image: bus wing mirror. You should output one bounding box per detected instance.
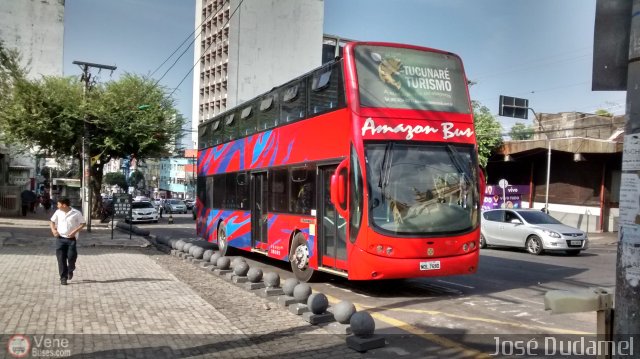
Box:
[331,158,349,218]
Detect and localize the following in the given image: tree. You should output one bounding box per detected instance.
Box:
[595,109,613,117]
[128,170,145,189]
[472,100,503,168]
[104,172,128,192]
[0,72,185,217]
[509,122,534,140]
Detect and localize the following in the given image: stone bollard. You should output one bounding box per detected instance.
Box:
[258,272,284,298]
[278,278,299,308]
[230,261,249,283]
[214,257,232,276]
[200,250,215,268]
[346,311,385,352]
[244,268,265,290]
[327,300,356,334]
[289,283,312,315]
[302,293,335,325]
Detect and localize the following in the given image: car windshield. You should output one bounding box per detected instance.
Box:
[132,202,154,209]
[365,142,479,235]
[518,211,563,225]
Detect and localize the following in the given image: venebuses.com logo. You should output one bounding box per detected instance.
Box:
[7,335,30,358]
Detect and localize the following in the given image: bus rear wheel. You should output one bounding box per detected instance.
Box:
[290,232,316,282]
[217,225,230,257]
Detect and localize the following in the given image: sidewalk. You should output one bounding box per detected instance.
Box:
[0,212,367,358]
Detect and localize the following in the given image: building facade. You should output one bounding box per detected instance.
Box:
[191,0,324,146]
[0,0,64,215]
[487,112,625,232]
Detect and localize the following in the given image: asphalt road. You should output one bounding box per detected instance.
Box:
[137,215,618,355]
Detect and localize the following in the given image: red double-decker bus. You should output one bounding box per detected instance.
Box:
[196,42,483,281]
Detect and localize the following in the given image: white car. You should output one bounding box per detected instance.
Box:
[126,201,159,223]
[481,209,588,255]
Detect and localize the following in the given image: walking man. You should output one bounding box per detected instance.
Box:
[50,197,85,285]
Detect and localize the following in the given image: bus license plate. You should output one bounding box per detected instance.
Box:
[570,240,582,246]
[420,261,441,271]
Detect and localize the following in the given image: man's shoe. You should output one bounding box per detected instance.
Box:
[61,278,67,285]
[68,271,73,280]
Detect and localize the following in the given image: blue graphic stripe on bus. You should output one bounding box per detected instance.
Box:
[251,131,273,167]
[206,209,222,240]
[281,140,295,164]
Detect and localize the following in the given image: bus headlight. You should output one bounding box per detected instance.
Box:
[386,247,393,255]
[376,245,383,254]
[462,243,469,252]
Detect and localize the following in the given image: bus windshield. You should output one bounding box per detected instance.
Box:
[354,45,470,113]
[366,142,479,235]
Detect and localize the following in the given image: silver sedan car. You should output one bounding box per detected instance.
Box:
[481,209,588,255]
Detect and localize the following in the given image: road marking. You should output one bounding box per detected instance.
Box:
[324,294,590,336]
[436,279,475,289]
[505,294,543,305]
[324,294,491,358]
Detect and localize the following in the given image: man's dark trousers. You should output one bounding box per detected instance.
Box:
[55,237,77,280]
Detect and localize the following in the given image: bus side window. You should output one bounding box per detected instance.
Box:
[290,167,315,214]
[224,113,238,142]
[211,120,222,146]
[258,95,278,130]
[280,80,307,123]
[310,64,339,115]
[269,168,288,212]
[239,104,256,137]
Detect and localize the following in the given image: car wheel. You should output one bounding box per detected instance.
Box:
[526,235,543,255]
[565,250,581,256]
[479,234,487,249]
[289,232,317,282]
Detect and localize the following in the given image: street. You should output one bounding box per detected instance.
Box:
[134,214,617,341]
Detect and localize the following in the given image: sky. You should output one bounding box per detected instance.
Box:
[63,0,627,145]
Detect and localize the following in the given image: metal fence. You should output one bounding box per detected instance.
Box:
[0,186,21,216]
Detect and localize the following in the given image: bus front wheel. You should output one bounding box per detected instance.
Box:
[290,232,316,282]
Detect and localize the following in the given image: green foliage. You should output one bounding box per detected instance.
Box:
[472,101,503,167]
[509,122,534,140]
[128,170,145,188]
[104,172,128,192]
[595,109,613,117]
[0,55,185,216]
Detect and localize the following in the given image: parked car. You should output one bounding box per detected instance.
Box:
[126,201,159,223]
[480,209,588,255]
[185,199,195,210]
[164,199,187,214]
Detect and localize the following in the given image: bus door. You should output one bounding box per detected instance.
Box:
[318,165,348,270]
[251,172,268,250]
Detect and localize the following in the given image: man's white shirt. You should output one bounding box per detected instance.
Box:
[51,208,86,239]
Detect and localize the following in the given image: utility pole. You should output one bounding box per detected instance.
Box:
[614,0,640,347]
[72,61,116,232]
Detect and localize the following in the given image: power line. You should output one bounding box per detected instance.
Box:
[169,0,245,98]
[150,1,230,84]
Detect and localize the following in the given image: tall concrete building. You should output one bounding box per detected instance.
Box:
[191,0,324,146]
[0,0,65,78]
[0,0,64,204]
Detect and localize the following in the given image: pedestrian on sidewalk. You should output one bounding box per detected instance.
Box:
[49,197,86,285]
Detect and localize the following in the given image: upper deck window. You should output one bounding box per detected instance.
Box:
[354,45,470,114]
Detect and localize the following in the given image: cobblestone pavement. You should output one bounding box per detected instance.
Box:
[0,234,362,358]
